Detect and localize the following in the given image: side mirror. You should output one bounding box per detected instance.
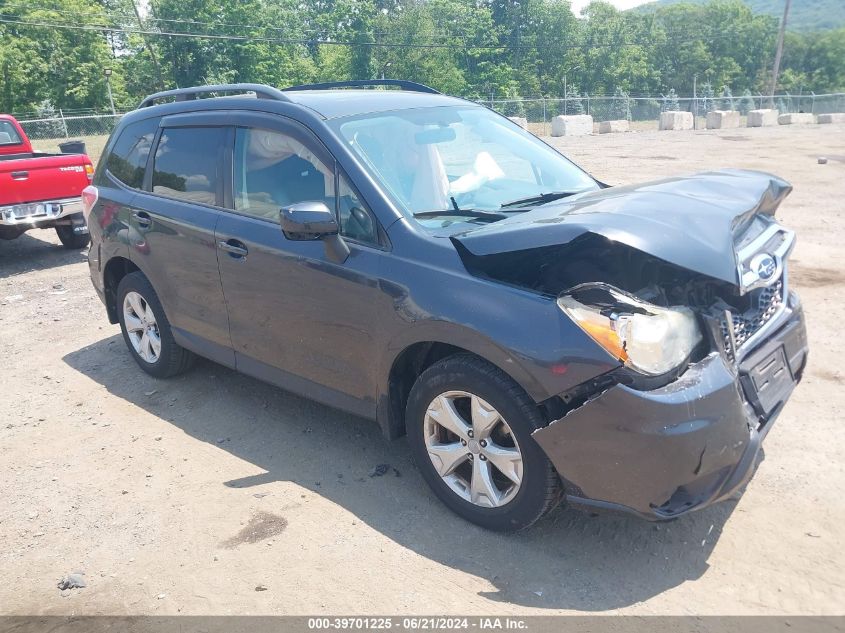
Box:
[279,201,338,238]
[279,201,350,264]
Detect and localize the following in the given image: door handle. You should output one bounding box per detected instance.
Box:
[132,211,152,228]
[11,171,28,180]
[218,239,248,259]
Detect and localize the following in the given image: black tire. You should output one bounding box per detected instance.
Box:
[116,271,195,378]
[55,225,90,249]
[406,354,561,531]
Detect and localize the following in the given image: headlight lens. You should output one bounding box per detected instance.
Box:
[557,283,702,376]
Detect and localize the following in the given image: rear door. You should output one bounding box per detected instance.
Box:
[215,114,386,416]
[128,114,233,366]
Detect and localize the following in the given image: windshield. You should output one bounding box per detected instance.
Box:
[331,105,599,225]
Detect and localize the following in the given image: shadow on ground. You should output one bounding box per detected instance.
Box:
[0,231,87,279]
[64,334,740,611]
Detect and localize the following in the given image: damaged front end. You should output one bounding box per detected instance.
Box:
[453,169,809,519]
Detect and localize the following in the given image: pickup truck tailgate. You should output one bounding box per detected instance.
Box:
[0,153,92,206]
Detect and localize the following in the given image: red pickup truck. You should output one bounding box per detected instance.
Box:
[0,114,94,249]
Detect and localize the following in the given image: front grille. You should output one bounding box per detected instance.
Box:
[720,278,784,359]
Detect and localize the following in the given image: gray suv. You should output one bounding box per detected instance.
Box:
[84,81,807,531]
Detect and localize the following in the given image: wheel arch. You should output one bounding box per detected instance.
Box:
[102,256,141,323]
[377,326,552,440]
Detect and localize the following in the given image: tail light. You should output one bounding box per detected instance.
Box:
[85,164,95,182]
[81,185,98,223]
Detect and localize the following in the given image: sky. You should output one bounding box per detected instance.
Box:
[570,0,654,16]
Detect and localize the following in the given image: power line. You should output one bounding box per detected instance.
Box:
[2,6,777,48]
[0,14,768,53]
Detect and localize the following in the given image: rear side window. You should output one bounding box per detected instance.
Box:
[152,127,225,206]
[0,120,23,146]
[105,117,159,189]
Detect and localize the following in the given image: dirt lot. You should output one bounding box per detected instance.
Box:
[1,124,843,616]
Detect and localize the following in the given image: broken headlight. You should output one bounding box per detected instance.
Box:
[557,283,702,376]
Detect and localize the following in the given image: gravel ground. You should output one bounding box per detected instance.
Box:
[1,123,843,616]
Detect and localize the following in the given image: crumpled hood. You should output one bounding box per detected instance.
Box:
[452,170,792,286]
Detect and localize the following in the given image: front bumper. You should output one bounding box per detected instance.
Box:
[0,198,83,227]
[533,292,808,520]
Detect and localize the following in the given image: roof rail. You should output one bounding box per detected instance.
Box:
[281,79,440,95]
[137,83,291,109]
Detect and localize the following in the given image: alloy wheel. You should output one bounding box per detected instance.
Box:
[123,291,162,364]
[423,390,523,508]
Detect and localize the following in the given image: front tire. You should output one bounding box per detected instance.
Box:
[406,354,561,531]
[116,272,195,378]
[55,225,90,249]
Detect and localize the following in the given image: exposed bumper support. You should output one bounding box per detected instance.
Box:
[533,298,808,520]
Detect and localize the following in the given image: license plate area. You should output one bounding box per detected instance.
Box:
[741,346,793,417]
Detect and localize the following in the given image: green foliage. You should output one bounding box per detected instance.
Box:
[612,86,633,120]
[740,89,757,113]
[0,0,842,115]
[662,88,680,111]
[699,81,716,113]
[719,85,735,110]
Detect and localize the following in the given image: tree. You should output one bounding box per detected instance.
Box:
[740,89,757,114]
[0,0,120,113]
[719,85,735,110]
[662,88,680,112]
[612,86,632,120]
[699,81,716,114]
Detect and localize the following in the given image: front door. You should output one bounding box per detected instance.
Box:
[215,118,386,417]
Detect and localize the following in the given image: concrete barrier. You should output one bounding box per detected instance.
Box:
[658,111,693,131]
[778,113,815,125]
[706,110,741,129]
[598,120,630,134]
[818,113,845,124]
[747,109,778,127]
[551,114,593,137]
[508,116,528,129]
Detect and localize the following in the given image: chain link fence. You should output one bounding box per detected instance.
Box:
[477,92,845,135]
[12,92,845,152]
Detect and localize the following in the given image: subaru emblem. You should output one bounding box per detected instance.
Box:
[750,253,777,282]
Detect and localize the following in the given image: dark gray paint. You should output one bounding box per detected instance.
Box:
[453,170,792,285]
[87,89,809,522]
[533,300,807,519]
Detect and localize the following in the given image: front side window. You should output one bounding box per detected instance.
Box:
[0,120,23,146]
[105,117,159,189]
[233,127,334,221]
[331,105,598,226]
[152,127,225,206]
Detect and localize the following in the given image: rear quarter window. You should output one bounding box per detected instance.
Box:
[105,117,159,189]
[0,120,23,146]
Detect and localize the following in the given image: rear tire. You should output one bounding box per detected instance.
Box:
[406,354,561,531]
[116,271,195,378]
[55,225,90,249]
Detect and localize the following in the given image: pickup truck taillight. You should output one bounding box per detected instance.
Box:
[81,185,98,223]
[85,164,94,182]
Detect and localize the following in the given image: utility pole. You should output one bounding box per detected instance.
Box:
[769,0,791,108]
[104,68,116,115]
[693,74,697,130]
[131,0,165,90]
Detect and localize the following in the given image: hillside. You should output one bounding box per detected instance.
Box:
[638,0,845,32]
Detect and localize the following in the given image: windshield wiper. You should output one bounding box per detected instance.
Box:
[500,190,583,209]
[413,209,508,221]
[414,198,508,221]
